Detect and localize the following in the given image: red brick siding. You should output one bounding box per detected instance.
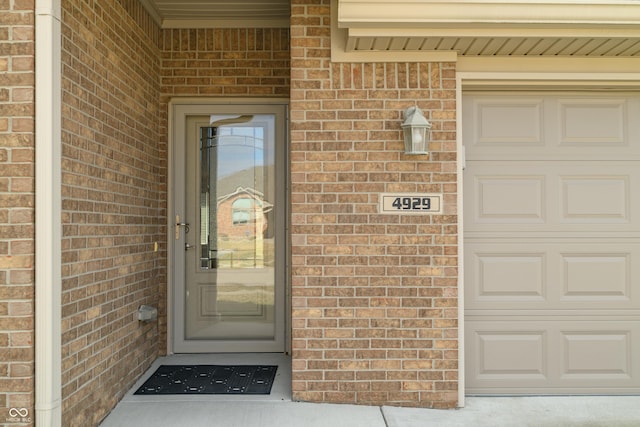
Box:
[289,0,459,408]
[61,1,163,425]
[160,28,290,97]
[0,0,35,423]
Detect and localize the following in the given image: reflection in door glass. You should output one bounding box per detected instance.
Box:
[199,117,275,271]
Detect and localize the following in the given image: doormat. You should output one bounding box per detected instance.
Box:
[134,365,278,395]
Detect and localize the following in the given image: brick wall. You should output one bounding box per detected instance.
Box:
[61,1,163,425]
[289,0,459,408]
[160,28,289,97]
[0,0,35,424]
[158,27,290,348]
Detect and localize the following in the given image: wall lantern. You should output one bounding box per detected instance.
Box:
[401,106,431,155]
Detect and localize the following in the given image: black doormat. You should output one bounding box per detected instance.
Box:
[134,365,278,395]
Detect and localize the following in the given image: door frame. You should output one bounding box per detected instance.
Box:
[457,63,640,405]
[167,98,290,354]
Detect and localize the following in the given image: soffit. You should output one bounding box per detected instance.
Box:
[140,0,291,28]
[338,1,640,57]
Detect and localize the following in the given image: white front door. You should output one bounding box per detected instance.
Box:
[172,102,287,353]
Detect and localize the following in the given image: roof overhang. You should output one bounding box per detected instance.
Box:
[139,0,290,29]
[337,0,640,57]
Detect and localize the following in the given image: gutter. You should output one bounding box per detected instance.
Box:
[35,1,62,426]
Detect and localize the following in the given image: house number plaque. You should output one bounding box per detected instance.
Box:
[379,193,443,214]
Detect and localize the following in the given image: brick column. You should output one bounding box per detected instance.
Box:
[290,0,459,408]
[0,1,35,424]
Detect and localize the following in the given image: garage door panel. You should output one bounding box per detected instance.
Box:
[560,175,629,223]
[473,329,548,379]
[463,95,640,160]
[466,242,639,310]
[562,253,630,301]
[465,162,640,232]
[559,99,626,145]
[472,98,544,145]
[472,174,545,223]
[468,250,546,303]
[466,321,640,394]
[562,331,631,379]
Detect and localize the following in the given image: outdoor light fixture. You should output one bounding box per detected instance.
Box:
[401,106,431,155]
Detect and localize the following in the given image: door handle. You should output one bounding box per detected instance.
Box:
[175,215,190,239]
[185,243,195,250]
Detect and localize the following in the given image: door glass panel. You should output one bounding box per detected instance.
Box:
[185,114,276,341]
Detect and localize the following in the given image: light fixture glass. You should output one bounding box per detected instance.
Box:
[401,106,431,155]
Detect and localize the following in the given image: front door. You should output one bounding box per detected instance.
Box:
[172,103,287,353]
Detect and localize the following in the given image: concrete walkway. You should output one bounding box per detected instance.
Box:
[100,396,640,427]
[383,397,640,427]
[99,354,640,427]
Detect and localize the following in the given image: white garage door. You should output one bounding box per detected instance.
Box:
[464,92,640,394]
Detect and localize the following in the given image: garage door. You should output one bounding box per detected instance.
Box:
[464,92,640,394]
